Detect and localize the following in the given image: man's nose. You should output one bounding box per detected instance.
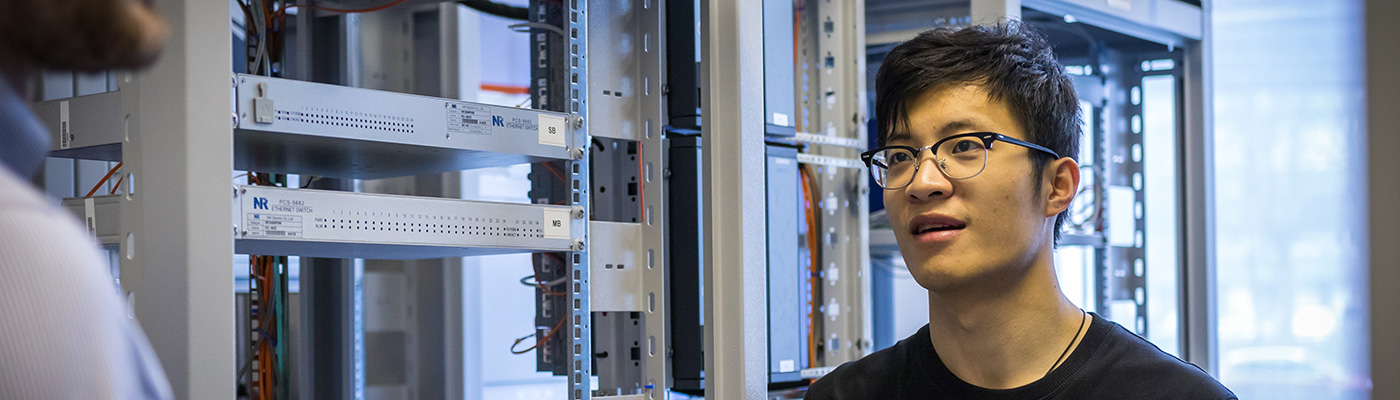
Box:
[903,152,953,201]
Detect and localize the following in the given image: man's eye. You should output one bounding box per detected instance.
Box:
[950,139,984,154]
[889,151,913,163]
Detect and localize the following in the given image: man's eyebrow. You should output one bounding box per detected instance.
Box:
[887,119,990,145]
[935,119,986,138]
[886,131,912,144]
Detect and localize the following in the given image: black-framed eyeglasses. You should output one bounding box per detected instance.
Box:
[860,132,1061,190]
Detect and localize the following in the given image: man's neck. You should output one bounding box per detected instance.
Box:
[925,253,1086,389]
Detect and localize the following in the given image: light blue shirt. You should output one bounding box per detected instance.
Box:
[0,78,173,399]
[0,78,49,179]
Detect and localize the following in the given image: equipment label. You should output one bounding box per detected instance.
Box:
[245,214,304,238]
[538,114,566,147]
[83,197,95,236]
[542,208,570,239]
[60,101,71,149]
[446,102,491,136]
[773,112,789,127]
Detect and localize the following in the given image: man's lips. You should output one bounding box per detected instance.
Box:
[908,214,966,243]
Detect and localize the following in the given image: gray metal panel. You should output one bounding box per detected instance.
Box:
[864,0,970,46]
[591,221,646,312]
[763,0,796,135]
[586,0,642,141]
[590,138,642,223]
[1370,0,1400,396]
[636,0,671,391]
[701,0,768,397]
[233,74,574,179]
[584,0,671,396]
[59,195,123,245]
[1022,0,1202,47]
[593,312,646,396]
[765,146,805,378]
[1181,0,1216,375]
[31,90,126,161]
[972,0,1021,24]
[122,0,236,396]
[233,185,576,258]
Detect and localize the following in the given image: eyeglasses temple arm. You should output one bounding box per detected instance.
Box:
[998,136,1061,159]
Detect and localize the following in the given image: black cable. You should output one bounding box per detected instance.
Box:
[457,0,528,21]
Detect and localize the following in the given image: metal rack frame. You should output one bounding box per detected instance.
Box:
[30,1,604,398]
[699,0,770,397]
[796,0,873,368]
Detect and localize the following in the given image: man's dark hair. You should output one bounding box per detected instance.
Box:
[875,21,1080,243]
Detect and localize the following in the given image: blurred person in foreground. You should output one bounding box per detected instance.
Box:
[0,0,173,398]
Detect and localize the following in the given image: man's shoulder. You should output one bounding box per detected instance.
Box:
[0,168,174,399]
[0,167,94,260]
[805,329,924,399]
[1075,318,1236,399]
[804,347,901,400]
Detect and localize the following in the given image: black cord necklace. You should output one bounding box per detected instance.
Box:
[1047,309,1087,375]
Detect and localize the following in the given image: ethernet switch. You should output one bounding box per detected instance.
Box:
[234,74,574,179]
[234,185,577,259]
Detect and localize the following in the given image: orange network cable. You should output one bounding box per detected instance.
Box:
[511,315,568,354]
[109,174,124,195]
[540,162,568,184]
[84,162,123,197]
[530,253,568,296]
[516,252,571,355]
[799,164,821,371]
[253,255,272,400]
[246,174,280,399]
[247,255,268,399]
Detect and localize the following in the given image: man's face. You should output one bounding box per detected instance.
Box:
[0,0,168,72]
[884,84,1055,292]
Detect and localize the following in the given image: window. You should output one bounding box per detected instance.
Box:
[1212,1,1369,398]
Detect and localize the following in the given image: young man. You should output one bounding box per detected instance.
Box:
[0,0,172,398]
[805,23,1234,399]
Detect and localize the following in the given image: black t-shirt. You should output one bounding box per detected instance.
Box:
[806,313,1235,399]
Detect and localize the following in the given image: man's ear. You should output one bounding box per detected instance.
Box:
[1044,157,1080,218]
